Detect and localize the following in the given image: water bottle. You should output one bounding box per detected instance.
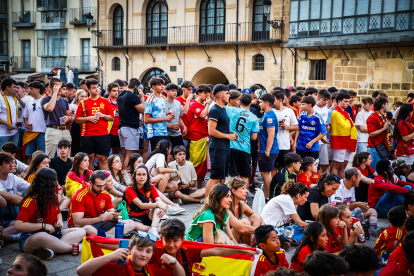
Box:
[115,216,124,239]
[369,214,378,238]
[353,207,364,221]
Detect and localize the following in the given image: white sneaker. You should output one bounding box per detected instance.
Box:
[247,191,255,198]
[161,213,169,220]
[174,203,186,213]
[148,227,160,239]
[167,205,182,215]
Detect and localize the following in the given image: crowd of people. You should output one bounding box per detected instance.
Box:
[0,75,413,276]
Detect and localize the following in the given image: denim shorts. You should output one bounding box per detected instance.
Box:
[25,133,46,156]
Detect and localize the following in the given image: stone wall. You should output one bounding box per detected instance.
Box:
[295,46,414,103]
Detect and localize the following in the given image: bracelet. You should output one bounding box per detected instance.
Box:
[41,223,45,230]
[265,151,269,154]
[172,258,178,265]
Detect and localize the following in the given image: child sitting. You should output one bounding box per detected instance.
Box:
[254,225,289,276]
[316,204,347,253]
[379,231,414,276]
[297,157,320,188]
[7,254,48,276]
[168,146,205,203]
[303,251,349,276]
[338,245,381,276]
[290,222,328,272]
[374,205,407,257]
[150,219,257,274]
[335,203,363,245]
[389,214,414,262]
[77,233,185,276]
[403,192,414,217]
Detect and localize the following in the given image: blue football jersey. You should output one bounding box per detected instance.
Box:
[259,110,279,154]
[297,111,327,152]
[226,107,259,154]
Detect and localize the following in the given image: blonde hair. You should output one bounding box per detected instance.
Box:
[73,89,88,105]
[226,177,246,219]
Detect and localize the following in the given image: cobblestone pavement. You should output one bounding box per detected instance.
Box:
[0,183,391,275]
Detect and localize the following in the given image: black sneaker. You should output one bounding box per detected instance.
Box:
[123,231,137,239]
[33,248,54,260]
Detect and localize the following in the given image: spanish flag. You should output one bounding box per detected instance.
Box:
[65,170,93,198]
[189,137,208,178]
[81,235,256,276]
[330,106,357,152]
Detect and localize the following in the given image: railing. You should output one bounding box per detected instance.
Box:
[289,11,414,38]
[67,56,96,72]
[12,12,36,27]
[93,21,283,48]
[12,56,36,72]
[68,7,96,25]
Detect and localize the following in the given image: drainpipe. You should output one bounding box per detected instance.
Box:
[235,0,239,87]
[125,0,129,80]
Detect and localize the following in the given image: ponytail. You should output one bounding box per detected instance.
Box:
[281,181,309,197]
[317,173,340,192]
[352,152,370,167]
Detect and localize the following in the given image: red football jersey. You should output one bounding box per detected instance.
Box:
[290,245,312,272]
[149,246,202,273]
[68,186,113,228]
[124,186,159,217]
[187,101,208,141]
[16,196,60,225]
[92,259,173,276]
[176,96,193,140]
[108,98,119,136]
[374,225,406,255]
[379,259,414,276]
[297,172,320,187]
[76,97,114,137]
[254,251,289,276]
[389,243,404,262]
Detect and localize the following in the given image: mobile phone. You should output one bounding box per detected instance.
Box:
[116,239,130,265]
[116,208,122,212]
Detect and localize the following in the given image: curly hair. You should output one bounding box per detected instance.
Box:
[22,168,59,218]
[131,165,152,193]
[193,184,230,226]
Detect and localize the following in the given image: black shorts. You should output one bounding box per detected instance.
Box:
[229,148,252,178]
[80,135,111,156]
[92,221,117,232]
[258,152,278,172]
[149,136,170,150]
[296,149,319,160]
[210,148,230,179]
[109,134,121,148]
[274,150,290,169]
[169,135,184,155]
[251,140,259,162]
[130,213,152,227]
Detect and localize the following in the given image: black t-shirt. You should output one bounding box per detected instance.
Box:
[269,168,297,199]
[251,104,263,118]
[117,90,142,128]
[297,187,328,221]
[50,157,72,186]
[208,104,230,149]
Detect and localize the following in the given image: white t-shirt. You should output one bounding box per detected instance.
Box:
[23,97,47,133]
[0,173,30,194]
[313,105,329,145]
[273,107,298,150]
[69,103,78,118]
[0,95,19,136]
[393,107,399,120]
[16,160,28,175]
[355,109,373,143]
[168,160,197,184]
[329,179,355,204]
[17,96,31,120]
[145,153,166,177]
[260,194,297,226]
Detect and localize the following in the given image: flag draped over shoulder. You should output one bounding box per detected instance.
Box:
[65,170,93,198]
[189,137,208,177]
[81,235,256,276]
[330,106,357,152]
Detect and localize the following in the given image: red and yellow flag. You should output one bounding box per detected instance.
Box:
[330,106,357,152]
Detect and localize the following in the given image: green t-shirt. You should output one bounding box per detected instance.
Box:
[185,208,230,241]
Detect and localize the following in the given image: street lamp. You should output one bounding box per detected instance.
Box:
[263,0,281,29]
[86,13,102,37]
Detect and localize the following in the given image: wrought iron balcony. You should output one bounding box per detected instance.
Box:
[67,56,96,73]
[68,7,96,25]
[92,21,283,48]
[289,11,414,38]
[12,57,36,72]
[12,12,36,27]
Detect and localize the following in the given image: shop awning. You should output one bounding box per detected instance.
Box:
[10,73,43,81]
[78,73,97,80]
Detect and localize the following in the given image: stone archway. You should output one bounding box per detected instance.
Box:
[191,67,229,86]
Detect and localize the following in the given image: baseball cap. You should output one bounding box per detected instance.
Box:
[242,88,252,94]
[254,89,267,100]
[213,84,230,96]
[392,159,407,170]
[328,87,339,93]
[228,84,238,90]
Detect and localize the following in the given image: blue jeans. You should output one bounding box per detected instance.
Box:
[367,147,381,171]
[375,185,413,218]
[25,133,46,156]
[356,142,368,154]
[0,132,19,149]
[17,128,25,150]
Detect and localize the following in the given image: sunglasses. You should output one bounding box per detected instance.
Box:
[137,231,158,242]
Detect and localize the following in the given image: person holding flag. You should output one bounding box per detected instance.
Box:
[330,92,358,179]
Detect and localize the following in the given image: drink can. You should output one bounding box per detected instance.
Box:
[72,243,79,256]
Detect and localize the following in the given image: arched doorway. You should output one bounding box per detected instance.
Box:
[191,67,229,86]
[141,67,171,93]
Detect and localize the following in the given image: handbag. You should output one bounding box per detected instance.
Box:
[397,126,414,155]
[214,229,233,245]
[117,200,130,221]
[252,185,265,214]
[370,137,390,159]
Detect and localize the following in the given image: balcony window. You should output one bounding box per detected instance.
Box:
[0,0,6,14]
[146,0,168,45]
[37,30,67,57]
[200,0,225,43]
[253,0,270,41]
[0,19,7,56]
[37,0,67,11]
[113,5,124,46]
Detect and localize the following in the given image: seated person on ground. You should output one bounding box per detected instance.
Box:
[108,154,128,191]
[168,145,205,203]
[374,205,407,256]
[254,225,289,276]
[316,204,347,253]
[303,251,349,276]
[7,253,48,276]
[1,142,28,176]
[15,168,86,261]
[269,153,301,199]
[68,170,137,238]
[404,192,414,217]
[330,167,377,219]
[297,157,320,188]
[334,203,363,245]
[77,233,185,276]
[338,245,381,276]
[352,152,377,202]
[389,214,414,262]
[379,231,414,276]
[122,153,143,183]
[65,152,93,199]
[392,159,409,181]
